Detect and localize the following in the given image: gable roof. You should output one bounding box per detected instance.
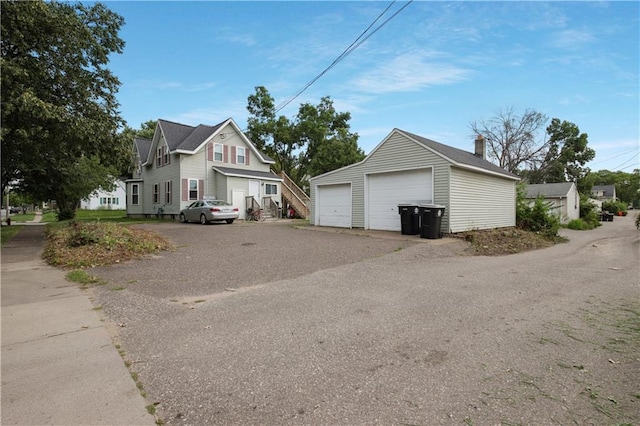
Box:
[397,129,518,179]
[591,184,616,197]
[311,128,519,181]
[134,137,152,166]
[525,182,575,198]
[140,118,274,165]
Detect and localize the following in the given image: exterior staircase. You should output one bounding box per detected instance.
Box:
[278,171,310,219]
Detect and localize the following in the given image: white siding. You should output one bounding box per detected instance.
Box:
[366,168,432,231]
[316,184,352,228]
[449,167,515,232]
[311,132,451,230]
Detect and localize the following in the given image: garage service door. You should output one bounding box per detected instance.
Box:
[367,169,432,231]
[317,184,351,228]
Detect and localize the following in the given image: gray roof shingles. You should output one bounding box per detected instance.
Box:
[525,182,574,198]
[400,130,518,179]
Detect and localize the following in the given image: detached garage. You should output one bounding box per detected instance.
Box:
[309,128,519,233]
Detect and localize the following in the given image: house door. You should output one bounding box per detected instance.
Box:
[232,190,246,220]
[248,180,261,206]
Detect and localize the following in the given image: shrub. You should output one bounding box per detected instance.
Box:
[567,218,596,230]
[516,186,559,238]
[579,194,601,228]
[635,212,640,230]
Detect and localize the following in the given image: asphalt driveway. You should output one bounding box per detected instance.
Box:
[90,218,639,425]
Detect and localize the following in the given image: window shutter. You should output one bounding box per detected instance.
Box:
[231,146,236,164]
[208,143,213,161]
[223,145,228,163]
[198,179,204,200]
[182,178,188,201]
[162,146,165,166]
[246,150,250,166]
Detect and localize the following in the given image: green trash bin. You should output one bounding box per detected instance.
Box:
[398,204,420,235]
[418,204,445,239]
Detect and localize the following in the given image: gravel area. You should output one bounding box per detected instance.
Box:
[89,217,640,425]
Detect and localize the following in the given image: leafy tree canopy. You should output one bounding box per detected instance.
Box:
[246,86,364,189]
[526,118,595,192]
[1,0,126,220]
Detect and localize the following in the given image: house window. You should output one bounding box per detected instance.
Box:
[153,183,159,203]
[189,179,198,200]
[265,183,277,195]
[236,147,245,164]
[165,181,172,204]
[131,184,139,205]
[214,144,223,162]
[163,148,170,165]
[156,148,162,167]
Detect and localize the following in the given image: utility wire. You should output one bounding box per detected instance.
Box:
[273,0,413,114]
[610,155,640,171]
[589,146,639,166]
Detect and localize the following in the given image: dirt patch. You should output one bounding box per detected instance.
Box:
[454,227,564,256]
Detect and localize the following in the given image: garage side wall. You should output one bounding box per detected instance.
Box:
[449,167,516,232]
[311,132,453,230]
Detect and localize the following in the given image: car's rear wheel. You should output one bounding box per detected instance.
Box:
[226,219,234,224]
[180,213,187,223]
[200,214,208,225]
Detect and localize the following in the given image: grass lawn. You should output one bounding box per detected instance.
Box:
[1,225,23,246]
[2,209,161,248]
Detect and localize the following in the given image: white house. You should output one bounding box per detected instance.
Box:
[126,118,283,220]
[80,179,127,210]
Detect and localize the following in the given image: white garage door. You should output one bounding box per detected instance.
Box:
[367,169,433,231]
[317,184,351,228]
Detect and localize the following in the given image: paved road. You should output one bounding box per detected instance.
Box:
[90,218,639,425]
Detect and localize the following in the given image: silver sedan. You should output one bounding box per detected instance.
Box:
[179,200,239,224]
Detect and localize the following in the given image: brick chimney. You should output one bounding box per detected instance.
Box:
[474,134,485,159]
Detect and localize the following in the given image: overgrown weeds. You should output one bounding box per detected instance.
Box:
[44,221,174,268]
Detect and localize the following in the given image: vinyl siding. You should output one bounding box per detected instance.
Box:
[140,150,182,215]
[449,167,515,232]
[311,132,452,230]
[206,125,271,174]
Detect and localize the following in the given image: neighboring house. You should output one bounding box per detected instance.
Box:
[524,182,579,224]
[591,184,617,203]
[309,129,520,233]
[80,179,126,210]
[126,118,283,220]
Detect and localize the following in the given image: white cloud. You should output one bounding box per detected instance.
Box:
[351,53,470,94]
[550,29,595,49]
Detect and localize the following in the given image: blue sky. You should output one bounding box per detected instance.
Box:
[105,1,639,173]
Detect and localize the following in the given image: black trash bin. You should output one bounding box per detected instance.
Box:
[398,204,420,235]
[418,204,445,239]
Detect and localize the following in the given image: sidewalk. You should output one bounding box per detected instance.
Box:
[1,225,156,425]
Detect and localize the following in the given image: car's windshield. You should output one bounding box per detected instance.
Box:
[206,200,229,206]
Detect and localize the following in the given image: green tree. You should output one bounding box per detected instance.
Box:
[246,86,364,189]
[527,119,595,191]
[1,0,126,220]
[295,97,364,185]
[590,169,640,207]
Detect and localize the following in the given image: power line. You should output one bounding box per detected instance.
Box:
[589,146,639,166]
[273,0,413,114]
[610,154,640,171]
